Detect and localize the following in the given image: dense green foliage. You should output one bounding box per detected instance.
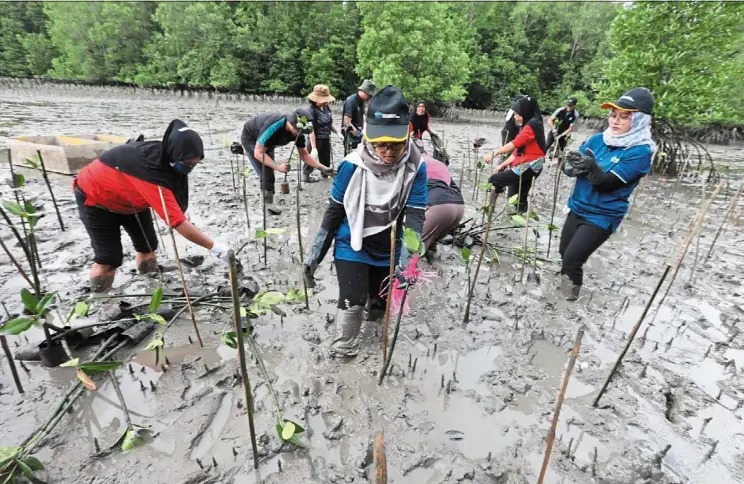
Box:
[0,1,741,125]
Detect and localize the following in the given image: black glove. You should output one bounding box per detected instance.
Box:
[578,148,606,185]
[562,150,587,178]
[126,134,145,144]
[230,142,244,155]
[304,200,345,287]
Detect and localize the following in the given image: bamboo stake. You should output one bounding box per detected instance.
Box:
[227,250,259,469]
[296,154,309,310]
[157,186,204,347]
[373,431,387,484]
[519,188,533,282]
[151,209,168,258]
[0,236,33,287]
[593,265,670,407]
[378,285,409,385]
[1,334,24,394]
[463,192,497,325]
[242,157,251,230]
[261,151,267,266]
[546,156,564,258]
[230,153,237,190]
[537,327,584,484]
[704,182,742,263]
[381,221,397,359]
[36,150,65,231]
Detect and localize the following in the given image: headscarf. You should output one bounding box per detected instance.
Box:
[603,111,656,152]
[409,102,429,137]
[342,139,422,251]
[99,119,203,211]
[510,96,547,154]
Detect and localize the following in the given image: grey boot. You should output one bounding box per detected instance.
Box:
[302,173,312,183]
[264,191,282,215]
[330,306,364,357]
[560,274,581,301]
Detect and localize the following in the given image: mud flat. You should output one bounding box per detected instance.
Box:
[1,87,743,483]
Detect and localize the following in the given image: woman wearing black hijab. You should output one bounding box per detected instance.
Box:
[484,95,547,213]
[73,119,230,292]
[409,102,432,140]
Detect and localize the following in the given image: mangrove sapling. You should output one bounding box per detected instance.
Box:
[0,236,33,288]
[254,227,287,265]
[157,187,204,347]
[59,357,122,391]
[27,151,65,231]
[704,181,743,263]
[537,327,584,484]
[0,317,24,393]
[382,221,397,359]
[0,289,63,365]
[462,191,497,326]
[1,202,41,295]
[6,152,34,264]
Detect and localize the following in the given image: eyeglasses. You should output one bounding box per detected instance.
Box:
[609,110,633,121]
[372,143,406,154]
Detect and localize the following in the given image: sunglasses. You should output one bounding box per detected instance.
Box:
[372,143,406,154]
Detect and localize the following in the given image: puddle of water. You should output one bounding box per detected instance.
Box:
[190,391,233,460]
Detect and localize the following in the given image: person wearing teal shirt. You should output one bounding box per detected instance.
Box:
[559,87,656,300]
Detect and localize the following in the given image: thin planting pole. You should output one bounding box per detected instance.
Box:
[1,334,24,394]
[108,369,132,429]
[537,327,584,484]
[261,151,267,266]
[689,175,707,283]
[151,209,168,258]
[704,182,742,263]
[242,160,251,230]
[382,221,397,358]
[373,431,387,484]
[463,192,497,325]
[459,142,466,188]
[36,150,65,231]
[227,250,259,469]
[230,154,237,190]
[7,152,33,264]
[0,236,34,287]
[466,137,471,177]
[295,151,309,310]
[546,159,564,258]
[378,285,409,385]
[157,187,204,347]
[593,265,670,407]
[519,188,533,282]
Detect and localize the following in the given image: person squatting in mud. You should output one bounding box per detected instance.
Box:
[483,95,547,214]
[412,139,464,258]
[342,79,376,154]
[303,85,428,358]
[559,87,655,301]
[241,107,333,213]
[409,101,433,140]
[73,119,232,292]
[303,84,344,183]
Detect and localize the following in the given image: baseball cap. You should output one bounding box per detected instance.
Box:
[567,97,578,107]
[600,87,654,115]
[364,85,410,143]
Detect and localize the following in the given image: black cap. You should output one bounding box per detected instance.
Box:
[601,87,653,115]
[365,85,410,143]
[567,97,578,107]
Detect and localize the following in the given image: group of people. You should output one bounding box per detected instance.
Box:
[72,81,654,357]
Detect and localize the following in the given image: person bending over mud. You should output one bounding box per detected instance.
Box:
[483,95,547,214]
[559,87,655,301]
[409,102,433,140]
[73,119,231,292]
[412,139,464,256]
[241,107,333,213]
[302,86,428,358]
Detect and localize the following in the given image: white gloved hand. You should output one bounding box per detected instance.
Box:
[310,149,319,159]
[209,241,231,263]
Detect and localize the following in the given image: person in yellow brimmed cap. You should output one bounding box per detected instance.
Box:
[558,87,655,301]
[303,85,428,358]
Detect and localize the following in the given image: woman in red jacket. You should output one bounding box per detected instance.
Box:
[73,119,230,292]
[483,96,547,213]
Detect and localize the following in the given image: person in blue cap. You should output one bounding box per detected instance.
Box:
[559,87,656,300]
[303,85,428,358]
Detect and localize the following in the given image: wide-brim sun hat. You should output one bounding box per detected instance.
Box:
[364,85,410,143]
[307,84,335,104]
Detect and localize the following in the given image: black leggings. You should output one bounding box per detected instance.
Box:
[303,136,331,175]
[489,167,539,213]
[335,259,388,310]
[241,135,276,194]
[75,187,158,268]
[559,211,612,286]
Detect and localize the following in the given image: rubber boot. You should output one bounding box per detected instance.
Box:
[560,274,581,301]
[363,297,385,322]
[302,173,312,183]
[264,191,282,215]
[330,305,364,358]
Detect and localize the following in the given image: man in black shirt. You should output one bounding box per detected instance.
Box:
[342,79,376,154]
[546,97,580,158]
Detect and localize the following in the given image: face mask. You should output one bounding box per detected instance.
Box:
[173,161,194,175]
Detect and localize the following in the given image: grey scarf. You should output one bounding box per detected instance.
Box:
[343,140,422,251]
[603,111,656,152]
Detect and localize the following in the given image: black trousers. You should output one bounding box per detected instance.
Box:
[335,259,388,310]
[489,167,539,213]
[559,211,612,286]
[546,131,569,156]
[303,136,331,175]
[241,134,276,194]
[75,186,158,268]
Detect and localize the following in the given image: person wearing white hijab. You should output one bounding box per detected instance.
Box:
[559,87,655,300]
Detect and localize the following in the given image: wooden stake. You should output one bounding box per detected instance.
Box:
[227,250,259,469]
[537,327,584,484]
[373,431,387,484]
[378,285,409,385]
[36,150,65,231]
[704,181,742,263]
[382,221,397,358]
[593,265,671,407]
[295,150,309,310]
[157,187,203,347]
[463,192,497,325]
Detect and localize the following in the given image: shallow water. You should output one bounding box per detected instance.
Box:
[1,86,743,483]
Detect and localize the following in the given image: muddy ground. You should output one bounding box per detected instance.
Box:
[1,86,743,484]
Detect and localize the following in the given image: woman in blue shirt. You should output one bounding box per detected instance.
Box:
[302,86,428,358]
[559,87,655,300]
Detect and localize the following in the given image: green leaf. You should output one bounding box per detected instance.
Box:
[77,369,96,390]
[23,157,39,169]
[476,182,493,191]
[20,288,38,314]
[281,421,296,440]
[21,456,44,472]
[60,357,80,368]
[221,332,238,349]
[9,173,25,188]
[35,292,56,317]
[255,291,285,307]
[508,194,519,206]
[121,428,145,452]
[74,301,89,318]
[490,248,500,264]
[239,307,247,318]
[0,317,34,335]
[145,336,164,351]
[529,209,539,222]
[79,361,122,373]
[402,228,420,254]
[547,224,558,231]
[511,215,526,226]
[255,230,267,239]
[148,314,167,326]
[461,247,471,262]
[287,434,308,448]
[0,447,21,463]
[149,287,163,313]
[285,288,305,302]
[284,418,305,434]
[2,200,25,218]
[265,227,287,235]
[16,459,33,477]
